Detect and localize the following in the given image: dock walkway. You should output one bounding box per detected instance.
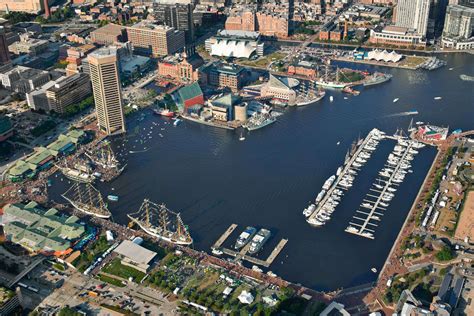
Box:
[212,223,237,249]
[214,224,288,268]
[346,141,415,239]
[307,129,381,224]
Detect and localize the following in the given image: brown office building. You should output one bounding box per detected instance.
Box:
[87,47,126,135]
[126,22,185,57]
[46,73,91,114]
[90,23,127,46]
[200,62,246,92]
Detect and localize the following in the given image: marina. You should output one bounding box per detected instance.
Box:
[43,53,471,290]
[306,128,385,227]
[345,137,425,239]
[211,224,288,268]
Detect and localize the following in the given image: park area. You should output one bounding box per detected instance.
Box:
[398,55,428,69]
[102,258,146,283]
[238,52,287,70]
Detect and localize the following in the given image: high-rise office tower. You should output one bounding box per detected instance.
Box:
[88,47,126,135]
[396,0,432,36]
[153,0,195,43]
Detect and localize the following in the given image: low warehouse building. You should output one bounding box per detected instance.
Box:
[113,240,158,273]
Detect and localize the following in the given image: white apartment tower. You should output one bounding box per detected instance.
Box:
[88,47,126,135]
[396,0,432,36]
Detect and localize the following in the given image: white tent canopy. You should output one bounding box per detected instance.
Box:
[366,49,402,63]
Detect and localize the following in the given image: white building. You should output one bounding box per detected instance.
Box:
[442,4,474,50]
[237,290,254,304]
[113,240,157,273]
[206,30,264,59]
[395,0,431,37]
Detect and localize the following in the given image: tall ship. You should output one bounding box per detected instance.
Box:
[316,66,347,89]
[57,162,95,183]
[86,142,126,181]
[363,72,393,87]
[127,199,193,246]
[234,226,257,250]
[86,142,119,169]
[296,90,326,106]
[248,228,271,255]
[61,182,111,218]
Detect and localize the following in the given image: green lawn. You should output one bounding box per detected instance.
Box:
[98,274,126,287]
[102,258,146,282]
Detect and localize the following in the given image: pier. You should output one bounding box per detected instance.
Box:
[213,225,288,268]
[346,140,415,239]
[212,223,238,249]
[307,129,381,224]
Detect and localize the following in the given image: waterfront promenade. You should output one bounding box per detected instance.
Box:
[363,143,449,311]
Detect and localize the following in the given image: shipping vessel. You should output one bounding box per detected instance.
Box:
[153,108,175,117]
[363,72,392,87]
[244,113,276,131]
[248,228,271,255]
[234,226,257,250]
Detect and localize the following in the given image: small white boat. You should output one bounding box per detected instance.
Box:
[371,268,377,273]
[330,96,334,102]
[434,96,442,100]
[393,98,399,103]
[336,141,340,145]
[212,248,223,256]
[239,132,245,141]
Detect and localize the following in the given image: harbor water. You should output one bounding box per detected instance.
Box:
[48,53,474,291]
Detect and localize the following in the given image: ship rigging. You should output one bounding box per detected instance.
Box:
[61,182,111,218]
[127,199,193,245]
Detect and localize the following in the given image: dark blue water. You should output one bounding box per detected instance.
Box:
[49,53,473,291]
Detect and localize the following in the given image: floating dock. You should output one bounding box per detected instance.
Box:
[213,225,288,268]
[346,140,416,239]
[307,129,382,224]
[213,223,238,249]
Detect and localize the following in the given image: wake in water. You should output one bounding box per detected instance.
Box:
[384,111,419,118]
[129,148,150,154]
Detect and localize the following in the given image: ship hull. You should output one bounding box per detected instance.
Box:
[244,118,276,131]
[63,173,95,184]
[153,109,174,117]
[316,81,346,89]
[64,198,111,219]
[128,215,193,246]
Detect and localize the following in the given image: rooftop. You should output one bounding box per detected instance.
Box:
[114,240,157,265]
[1,202,85,253]
[91,23,124,36]
[178,82,203,101]
[88,47,118,58]
[129,21,175,32]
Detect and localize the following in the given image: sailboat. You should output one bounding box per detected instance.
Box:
[239,131,246,141]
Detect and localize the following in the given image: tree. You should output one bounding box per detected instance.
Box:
[436,246,455,261]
